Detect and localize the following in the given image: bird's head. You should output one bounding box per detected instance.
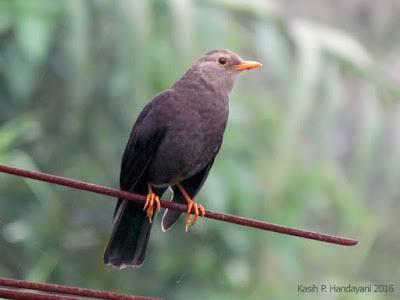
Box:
[175,49,262,96]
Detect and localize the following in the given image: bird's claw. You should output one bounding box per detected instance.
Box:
[185,201,205,232]
[144,190,160,223]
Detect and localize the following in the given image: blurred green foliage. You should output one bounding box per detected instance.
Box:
[1,0,400,299]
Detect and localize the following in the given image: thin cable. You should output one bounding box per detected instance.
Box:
[0,277,160,300]
[0,163,358,246]
[0,288,75,300]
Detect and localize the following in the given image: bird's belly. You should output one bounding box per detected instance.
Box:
[146,128,221,185]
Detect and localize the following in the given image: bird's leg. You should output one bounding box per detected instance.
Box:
[177,183,206,232]
[143,184,161,223]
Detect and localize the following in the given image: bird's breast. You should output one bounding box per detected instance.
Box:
[147,98,228,185]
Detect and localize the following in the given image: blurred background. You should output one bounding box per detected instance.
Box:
[1,0,400,299]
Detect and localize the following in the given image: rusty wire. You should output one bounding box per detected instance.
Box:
[0,277,161,300]
[0,163,358,246]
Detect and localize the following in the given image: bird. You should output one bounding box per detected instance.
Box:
[104,49,262,268]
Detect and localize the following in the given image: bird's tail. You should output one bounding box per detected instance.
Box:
[104,199,152,268]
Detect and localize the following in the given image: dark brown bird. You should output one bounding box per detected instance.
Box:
[104,49,262,268]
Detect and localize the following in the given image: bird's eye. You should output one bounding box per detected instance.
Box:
[218,57,228,66]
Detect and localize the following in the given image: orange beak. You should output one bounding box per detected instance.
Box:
[234,60,262,71]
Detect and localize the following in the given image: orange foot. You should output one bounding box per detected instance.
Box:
[177,183,206,232]
[143,184,161,223]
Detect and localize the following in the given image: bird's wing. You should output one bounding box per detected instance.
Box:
[120,114,163,189]
[114,91,171,217]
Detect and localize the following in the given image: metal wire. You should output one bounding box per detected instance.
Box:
[0,163,358,246]
[0,277,161,300]
[0,288,75,300]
